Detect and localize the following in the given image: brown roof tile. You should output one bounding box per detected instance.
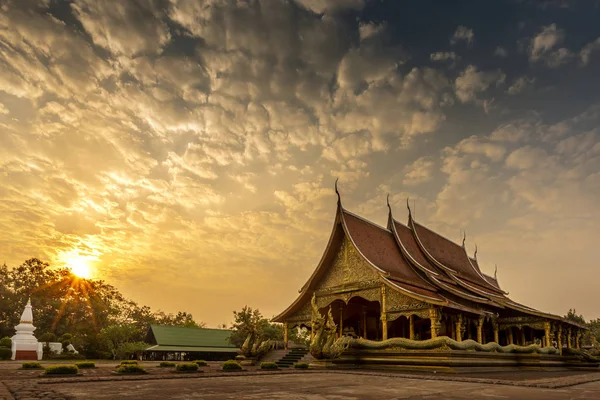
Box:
[342,210,437,292]
[412,221,504,294]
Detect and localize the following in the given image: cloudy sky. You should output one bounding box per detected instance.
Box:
[1,0,600,326]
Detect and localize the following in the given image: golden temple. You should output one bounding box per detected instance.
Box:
[273,184,594,371]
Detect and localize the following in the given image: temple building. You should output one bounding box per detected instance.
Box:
[273,188,589,369]
[11,298,43,361]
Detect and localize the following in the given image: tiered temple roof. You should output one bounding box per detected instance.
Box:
[274,192,585,330]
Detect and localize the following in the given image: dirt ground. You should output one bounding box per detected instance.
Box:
[1,361,600,400]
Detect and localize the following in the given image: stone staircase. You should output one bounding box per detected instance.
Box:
[275,347,309,368]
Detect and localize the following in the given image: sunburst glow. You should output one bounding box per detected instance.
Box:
[64,255,94,279]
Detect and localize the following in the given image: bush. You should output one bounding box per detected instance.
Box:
[260,362,278,370]
[194,360,208,367]
[176,362,198,372]
[119,360,138,365]
[116,364,146,374]
[294,362,309,369]
[45,365,79,375]
[75,361,95,368]
[22,362,43,369]
[47,353,85,360]
[0,347,12,360]
[159,361,176,367]
[0,337,11,348]
[222,360,242,371]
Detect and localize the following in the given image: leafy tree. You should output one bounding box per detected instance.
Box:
[0,258,207,358]
[117,341,149,360]
[98,325,138,360]
[565,309,586,325]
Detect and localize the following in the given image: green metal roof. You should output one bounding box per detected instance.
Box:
[146,345,238,353]
[147,325,237,350]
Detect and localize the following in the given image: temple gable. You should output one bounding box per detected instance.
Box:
[314,235,381,295]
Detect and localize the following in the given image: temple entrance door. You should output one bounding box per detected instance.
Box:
[319,297,381,340]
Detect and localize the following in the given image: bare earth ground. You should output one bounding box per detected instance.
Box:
[1,361,600,400]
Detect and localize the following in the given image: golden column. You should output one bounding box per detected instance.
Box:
[361,307,367,339]
[380,285,388,340]
[521,329,526,346]
[429,307,441,339]
[409,314,415,340]
[544,321,551,348]
[476,316,484,344]
[339,306,344,338]
[567,327,572,348]
[507,328,514,345]
[456,314,463,342]
[576,330,582,349]
[283,322,289,350]
[557,325,563,355]
[492,319,499,344]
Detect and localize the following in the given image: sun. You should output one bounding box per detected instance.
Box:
[65,256,93,279]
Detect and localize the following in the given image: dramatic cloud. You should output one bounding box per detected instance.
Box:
[507,76,535,95]
[451,25,474,45]
[454,65,505,103]
[0,0,599,325]
[529,24,573,67]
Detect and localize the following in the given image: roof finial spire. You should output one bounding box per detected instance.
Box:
[406,197,412,220]
[386,193,391,209]
[462,231,466,248]
[474,244,478,260]
[334,178,340,204]
[494,264,498,280]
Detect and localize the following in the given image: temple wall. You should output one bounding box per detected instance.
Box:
[285,235,431,327]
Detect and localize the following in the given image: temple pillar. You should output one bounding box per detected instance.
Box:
[339,307,343,338]
[567,328,572,348]
[283,322,289,350]
[544,321,551,348]
[557,326,563,355]
[576,330,582,349]
[508,328,514,345]
[361,308,367,339]
[476,316,484,344]
[381,314,388,340]
[492,320,499,344]
[455,314,463,342]
[521,328,526,346]
[409,315,415,340]
[429,307,441,339]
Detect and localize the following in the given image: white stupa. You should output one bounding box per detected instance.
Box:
[11,298,43,360]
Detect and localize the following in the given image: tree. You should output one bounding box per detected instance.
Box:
[229,306,264,347]
[0,258,207,358]
[565,309,586,325]
[98,325,138,360]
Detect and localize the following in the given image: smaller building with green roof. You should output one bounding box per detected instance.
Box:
[144,325,238,361]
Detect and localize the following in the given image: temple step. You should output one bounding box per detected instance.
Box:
[274,348,309,368]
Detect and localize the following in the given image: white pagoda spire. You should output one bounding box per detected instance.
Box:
[19,297,33,324]
[11,297,42,360]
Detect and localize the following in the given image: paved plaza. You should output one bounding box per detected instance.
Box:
[2,366,600,400]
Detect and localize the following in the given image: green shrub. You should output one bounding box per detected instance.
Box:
[294,362,309,369]
[222,360,242,371]
[159,361,176,367]
[0,347,11,360]
[44,365,78,375]
[175,362,198,372]
[74,361,95,368]
[119,360,138,365]
[116,364,146,374]
[47,353,85,360]
[0,337,11,348]
[194,360,208,366]
[21,362,43,369]
[260,362,278,370]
